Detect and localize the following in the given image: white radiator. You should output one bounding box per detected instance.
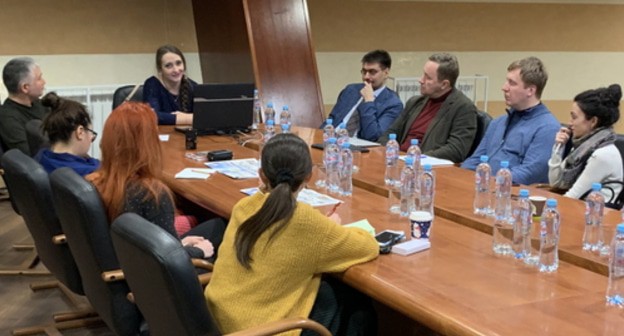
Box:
[48,85,118,159]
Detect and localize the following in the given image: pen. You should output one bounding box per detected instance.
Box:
[327,202,341,216]
[191,169,212,175]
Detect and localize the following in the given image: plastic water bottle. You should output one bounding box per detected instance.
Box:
[279,105,291,129]
[336,122,349,147]
[418,163,435,216]
[405,139,421,172]
[538,199,560,273]
[493,160,513,255]
[325,137,340,194]
[512,189,532,259]
[583,182,605,252]
[264,120,275,144]
[252,89,262,130]
[384,134,400,186]
[264,102,275,125]
[280,123,290,134]
[339,142,353,196]
[322,119,335,144]
[606,223,624,307]
[473,155,492,216]
[399,156,417,217]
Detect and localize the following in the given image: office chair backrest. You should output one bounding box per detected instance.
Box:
[111,213,220,336]
[468,110,493,157]
[50,167,144,336]
[25,119,50,157]
[112,84,143,110]
[1,150,83,294]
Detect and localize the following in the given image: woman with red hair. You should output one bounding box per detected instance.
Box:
[87,102,224,260]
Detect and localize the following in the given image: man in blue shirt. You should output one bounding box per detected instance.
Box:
[324,50,403,141]
[461,57,560,185]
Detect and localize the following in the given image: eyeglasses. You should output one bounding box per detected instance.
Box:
[85,127,98,142]
[361,68,385,76]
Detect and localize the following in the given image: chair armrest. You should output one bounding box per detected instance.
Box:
[191,258,214,271]
[101,269,125,282]
[198,272,212,286]
[52,234,67,244]
[227,317,331,336]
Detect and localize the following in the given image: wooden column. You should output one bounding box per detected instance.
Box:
[192,0,324,127]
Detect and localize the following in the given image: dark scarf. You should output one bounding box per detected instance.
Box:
[554,127,616,190]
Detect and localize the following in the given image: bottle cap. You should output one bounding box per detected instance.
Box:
[480,155,488,163]
[592,182,602,191]
[519,189,529,198]
[389,133,397,140]
[411,139,419,146]
[326,118,333,125]
[339,122,347,129]
[266,120,274,126]
[267,102,274,108]
[282,105,289,110]
[423,163,432,171]
[341,142,350,149]
[617,223,624,234]
[328,137,337,144]
[546,198,557,207]
[405,156,414,165]
[281,124,290,131]
[500,160,509,168]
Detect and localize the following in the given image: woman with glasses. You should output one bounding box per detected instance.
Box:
[35,92,100,176]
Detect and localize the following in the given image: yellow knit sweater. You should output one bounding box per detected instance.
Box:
[205,192,379,335]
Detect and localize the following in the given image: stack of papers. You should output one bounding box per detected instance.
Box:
[349,137,381,147]
[344,219,376,236]
[240,187,341,207]
[174,168,215,179]
[205,158,260,179]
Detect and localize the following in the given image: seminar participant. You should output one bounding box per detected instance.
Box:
[548,84,622,200]
[324,49,403,141]
[379,53,477,163]
[461,56,560,185]
[143,44,197,125]
[0,57,48,153]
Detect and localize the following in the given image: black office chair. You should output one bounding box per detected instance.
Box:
[112,84,143,110]
[50,168,146,336]
[468,110,492,157]
[25,119,50,157]
[2,150,101,334]
[111,212,331,336]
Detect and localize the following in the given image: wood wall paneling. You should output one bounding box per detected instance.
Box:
[191,0,255,83]
[243,0,325,128]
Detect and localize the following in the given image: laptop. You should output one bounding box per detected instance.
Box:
[194,83,255,100]
[175,97,254,135]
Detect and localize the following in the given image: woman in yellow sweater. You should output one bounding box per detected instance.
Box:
[205,133,379,335]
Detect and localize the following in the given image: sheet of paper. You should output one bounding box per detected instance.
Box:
[205,158,260,179]
[344,219,376,236]
[174,168,215,179]
[349,137,381,147]
[399,155,454,167]
[159,134,170,142]
[240,187,341,207]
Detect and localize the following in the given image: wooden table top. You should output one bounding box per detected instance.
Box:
[158,126,624,335]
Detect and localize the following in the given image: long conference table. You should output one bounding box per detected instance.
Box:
[159,125,624,336]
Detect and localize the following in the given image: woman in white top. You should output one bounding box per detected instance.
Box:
[549,84,622,200]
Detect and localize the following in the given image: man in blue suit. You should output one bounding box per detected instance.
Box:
[324,50,403,141]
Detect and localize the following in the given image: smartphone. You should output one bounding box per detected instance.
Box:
[375,230,405,254]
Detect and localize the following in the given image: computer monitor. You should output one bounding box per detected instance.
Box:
[194,83,255,100]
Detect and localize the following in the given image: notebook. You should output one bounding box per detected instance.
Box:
[175,97,254,135]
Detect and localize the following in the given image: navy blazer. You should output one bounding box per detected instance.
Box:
[325,83,403,141]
